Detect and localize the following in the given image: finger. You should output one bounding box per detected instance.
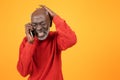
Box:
[25,23,33,30]
[25,26,31,32]
[27,34,34,43]
[39,5,49,11]
[39,5,45,8]
[25,24,31,29]
[25,23,31,26]
[28,33,33,39]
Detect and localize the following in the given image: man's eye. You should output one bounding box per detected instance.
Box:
[41,23,46,26]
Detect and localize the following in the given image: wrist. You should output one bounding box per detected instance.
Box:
[52,13,57,17]
[28,40,34,44]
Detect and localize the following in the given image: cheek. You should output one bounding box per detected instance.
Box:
[44,24,50,29]
[45,21,50,28]
[44,25,48,29]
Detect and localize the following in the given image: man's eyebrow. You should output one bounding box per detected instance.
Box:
[32,21,46,24]
[39,21,46,25]
[41,21,46,23]
[33,15,42,18]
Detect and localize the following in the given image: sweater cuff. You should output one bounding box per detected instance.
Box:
[26,42,34,47]
[25,37,38,48]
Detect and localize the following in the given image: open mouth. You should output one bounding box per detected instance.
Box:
[35,27,50,40]
[38,32,45,37]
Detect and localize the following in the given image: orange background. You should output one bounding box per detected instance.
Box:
[0,0,120,80]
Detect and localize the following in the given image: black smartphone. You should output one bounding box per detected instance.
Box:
[30,25,36,37]
[29,28,36,37]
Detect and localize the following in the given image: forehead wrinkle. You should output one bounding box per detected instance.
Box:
[33,15,45,19]
[32,15,46,23]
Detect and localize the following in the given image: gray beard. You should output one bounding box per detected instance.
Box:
[37,27,50,40]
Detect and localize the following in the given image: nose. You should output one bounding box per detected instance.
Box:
[36,24,42,30]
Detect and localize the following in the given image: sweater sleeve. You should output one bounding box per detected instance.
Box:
[17,37,38,77]
[53,15,77,50]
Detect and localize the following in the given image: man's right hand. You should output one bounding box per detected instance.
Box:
[40,5,57,17]
[25,23,34,43]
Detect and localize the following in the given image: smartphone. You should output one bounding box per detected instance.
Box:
[29,29,36,38]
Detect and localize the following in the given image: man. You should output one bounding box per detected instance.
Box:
[17,5,77,80]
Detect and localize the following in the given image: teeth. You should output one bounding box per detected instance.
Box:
[38,32,44,36]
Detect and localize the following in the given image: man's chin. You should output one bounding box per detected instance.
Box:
[37,35,47,40]
[36,29,50,40]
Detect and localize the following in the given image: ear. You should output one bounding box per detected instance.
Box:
[48,12,53,27]
[44,11,52,27]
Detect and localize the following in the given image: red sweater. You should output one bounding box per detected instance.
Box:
[17,15,77,80]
